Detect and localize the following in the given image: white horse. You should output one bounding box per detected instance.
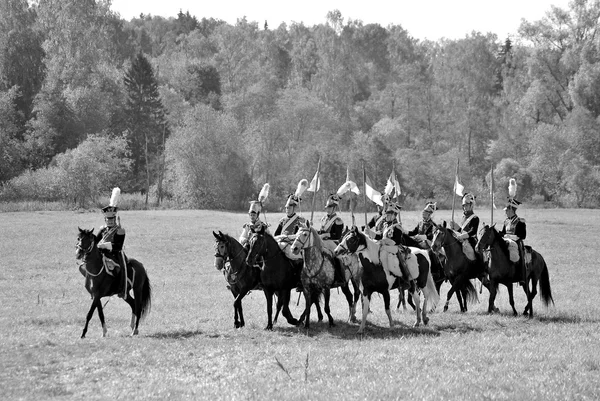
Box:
[335,227,439,334]
[290,225,361,328]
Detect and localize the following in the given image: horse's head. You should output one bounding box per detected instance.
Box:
[290,226,313,255]
[76,227,95,259]
[334,225,364,256]
[213,231,229,271]
[246,225,267,266]
[431,220,452,253]
[475,223,496,253]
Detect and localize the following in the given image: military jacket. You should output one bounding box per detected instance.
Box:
[239,219,269,246]
[96,225,126,253]
[456,212,479,247]
[367,212,384,229]
[274,214,307,236]
[319,212,344,241]
[501,215,526,241]
[408,219,435,240]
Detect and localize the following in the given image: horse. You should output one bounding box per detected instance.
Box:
[430,222,482,313]
[246,225,301,330]
[290,225,361,329]
[213,231,261,328]
[76,228,152,338]
[476,224,554,317]
[335,226,440,334]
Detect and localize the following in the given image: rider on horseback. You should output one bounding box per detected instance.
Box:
[367,193,391,229]
[239,201,269,250]
[318,193,346,284]
[274,194,307,236]
[408,201,437,248]
[501,197,527,285]
[451,193,480,260]
[96,188,127,298]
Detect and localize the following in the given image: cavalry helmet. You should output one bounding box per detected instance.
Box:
[248,201,262,214]
[423,201,437,214]
[285,194,300,208]
[504,197,521,210]
[324,194,340,209]
[462,193,476,206]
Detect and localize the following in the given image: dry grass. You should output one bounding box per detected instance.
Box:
[1,208,599,400]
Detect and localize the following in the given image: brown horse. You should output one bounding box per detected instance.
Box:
[430,222,483,313]
[476,224,554,317]
[213,231,260,328]
[76,228,152,338]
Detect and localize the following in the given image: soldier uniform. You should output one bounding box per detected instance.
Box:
[239,201,269,248]
[454,193,480,250]
[318,194,344,241]
[408,201,437,244]
[500,197,527,283]
[274,194,307,236]
[96,188,127,298]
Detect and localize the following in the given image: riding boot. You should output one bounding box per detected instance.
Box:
[396,248,411,282]
[518,242,526,287]
[118,258,127,298]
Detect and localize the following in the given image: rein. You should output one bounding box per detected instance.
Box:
[76,236,106,278]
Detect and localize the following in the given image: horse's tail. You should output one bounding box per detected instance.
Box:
[140,275,152,319]
[423,270,440,312]
[538,256,554,307]
[463,279,479,305]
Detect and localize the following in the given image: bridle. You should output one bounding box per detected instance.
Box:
[335,230,366,255]
[76,233,105,277]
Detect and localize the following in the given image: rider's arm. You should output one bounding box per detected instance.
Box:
[112,228,126,252]
[328,221,344,241]
[515,220,526,241]
[273,222,283,237]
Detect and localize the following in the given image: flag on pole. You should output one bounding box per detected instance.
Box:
[365,174,383,206]
[345,166,360,195]
[454,175,464,196]
[385,169,401,197]
[307,168,320,192]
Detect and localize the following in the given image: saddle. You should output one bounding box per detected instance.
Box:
[502,239,532,265]
[275,235,303,261]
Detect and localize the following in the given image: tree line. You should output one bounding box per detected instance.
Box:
[1,0,600,210]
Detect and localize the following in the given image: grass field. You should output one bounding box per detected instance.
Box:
[1,208,599,400]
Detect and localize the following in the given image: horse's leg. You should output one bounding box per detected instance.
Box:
[124,294,138,334]
[324,289,335,327]
[81,297,100,339]
[264,290,274,330]
[234,290,249,329]
[506,283,517,316]
[96,299,108,337]
[523,277,536,318]
[340,283,356,323]
[383,290,393,328]
[279,290,299,327]
[422,293,429,326]
[488,282,498,314]
[303,289,311,329]
[411,285,422,327]
[455,289,465,313]
[230,289,241,328]
[315,298,324,322]
[443,278,456,312]
[358,293,371,334]
[352,279,361,316]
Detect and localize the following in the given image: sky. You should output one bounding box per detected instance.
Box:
[110,0,572,41]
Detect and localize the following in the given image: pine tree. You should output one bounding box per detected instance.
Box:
[123,52,169,204]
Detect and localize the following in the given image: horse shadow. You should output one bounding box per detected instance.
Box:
[147,329,208,339]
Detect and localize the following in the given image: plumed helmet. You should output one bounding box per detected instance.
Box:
[423,201,437,214]
[504,197,521,210]
[462,193,476,205]
[101,187,121,218]
[285,194,300,208]
[324,194,341,208]
[381,193,391,206]
[385,202,401,215]
[248,201,262,214]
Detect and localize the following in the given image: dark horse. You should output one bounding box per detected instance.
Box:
[76,228,152,338]
[246,226,301,330]
[476,224,554,317]
[430,222,482,313]
[213,231,260,328]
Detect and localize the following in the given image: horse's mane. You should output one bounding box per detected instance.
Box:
[308,226,326,251]
[489,225,509,254]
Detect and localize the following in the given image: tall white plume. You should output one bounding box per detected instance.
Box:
[508,178,517,198]
[294,179,309,198]
[109,187,121,207]
[336,182,351,196]
[258,183,270,203]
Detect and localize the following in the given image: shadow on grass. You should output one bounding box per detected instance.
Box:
[270,318,442,340]
[147,329,209,339]
[536,313,600,324]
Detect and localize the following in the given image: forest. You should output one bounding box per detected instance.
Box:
[1,0,600,210]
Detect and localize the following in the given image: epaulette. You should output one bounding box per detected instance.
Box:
[519,217,526,223]
[117,227,126,235]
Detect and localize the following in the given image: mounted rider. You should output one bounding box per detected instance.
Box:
[500,195,527,284]
[367,193,391,229]
[451,192,479,260]
[239,200,270,249]
[318,194,345,242]
[95,187,128,298]
[274,180,309,261]
[408,201,437,248]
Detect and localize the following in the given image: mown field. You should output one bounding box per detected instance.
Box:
[1,208,599,400]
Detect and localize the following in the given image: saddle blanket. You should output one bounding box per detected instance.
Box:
[102,256,120,276]
[504,239,532,264]
[379,243,419,281]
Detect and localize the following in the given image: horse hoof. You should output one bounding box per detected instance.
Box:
[423,317,429,325]
[413,322,421,328]
[443,306,449,313]
[264,325,273,331]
